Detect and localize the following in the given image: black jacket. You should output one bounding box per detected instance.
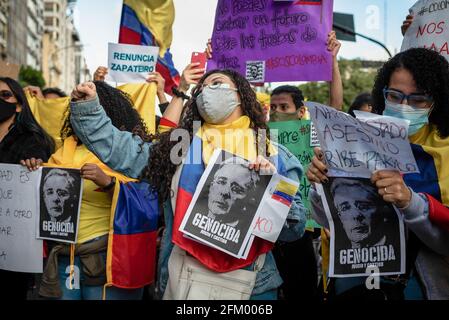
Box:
[0,124,52,164]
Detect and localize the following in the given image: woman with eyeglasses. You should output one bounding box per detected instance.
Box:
[307,48,449,300]
[67,68,307,300]
[0,77,55,300]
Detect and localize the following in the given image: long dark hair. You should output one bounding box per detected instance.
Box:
[348,93,373,117]
[142,69,270,202]
[372,48,449,138]
[0,77,55,157]
[61,81,150,141]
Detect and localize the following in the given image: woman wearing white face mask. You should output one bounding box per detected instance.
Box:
[68,69,307,300]
[307,48,449,300]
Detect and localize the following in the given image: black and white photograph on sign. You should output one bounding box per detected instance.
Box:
[246,61,265,83]
[179,149,272,258]
[38,168,83,244]
[317,177,406,277]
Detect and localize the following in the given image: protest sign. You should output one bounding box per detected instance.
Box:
[251,174,299,242]
[38,168,83,244]
[316,177,406,277]
[401,0,449,61]
[0,164,43,273]
[269,120,320,229]
[310,122,320,147]
[307,102,419,178]
[108,43,159,83]
[207,0,333,82]
[179,149,272,258]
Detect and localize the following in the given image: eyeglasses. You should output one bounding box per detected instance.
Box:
[199,82,237,91]
[383,88,433,109]
[0,90,14,100]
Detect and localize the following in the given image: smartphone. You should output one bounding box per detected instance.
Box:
[191,52,207,70]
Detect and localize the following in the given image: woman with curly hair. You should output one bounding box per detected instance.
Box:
[68,69,307,300]
[308,48,449,300]
[37,81,150,300]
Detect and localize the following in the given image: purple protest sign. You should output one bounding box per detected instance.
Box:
[207,0,334,83]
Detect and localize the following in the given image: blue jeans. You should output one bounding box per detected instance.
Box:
[54,254,143,300]
[250,289,278,300]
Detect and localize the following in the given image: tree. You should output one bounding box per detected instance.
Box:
[18,66,46,88]
[298,59,378,112]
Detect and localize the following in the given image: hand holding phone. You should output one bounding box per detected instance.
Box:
[191,52,207,70]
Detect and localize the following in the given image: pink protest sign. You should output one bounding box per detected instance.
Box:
[207,0,334,83]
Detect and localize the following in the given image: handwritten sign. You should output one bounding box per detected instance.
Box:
[207,0,333,82]
[307,102,419,177]
[0,164,43,273]
[252,174,299,242]
[401,0,449,61]
[269,120,320,229]
[107,43,159,83]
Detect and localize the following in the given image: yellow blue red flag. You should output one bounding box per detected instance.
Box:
[119,0,180,94]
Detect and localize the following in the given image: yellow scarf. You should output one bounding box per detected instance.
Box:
[198,116,276,164]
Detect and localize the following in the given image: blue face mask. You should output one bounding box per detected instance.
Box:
[383,99,430,136]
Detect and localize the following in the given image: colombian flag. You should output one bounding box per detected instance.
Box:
[46,137,160,290]
[119,0,180,94]
[407,125,449,231]
[107,181,159,289]
[171,134,288,273]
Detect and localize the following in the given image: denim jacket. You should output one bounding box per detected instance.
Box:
[70,96,307,298]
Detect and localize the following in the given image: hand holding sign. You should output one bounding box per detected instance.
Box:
[146,71,166,100]
[71,82,97,102]
[20,158,43,172]
[401,14,414,36]
[371,170,412,209]
[305,147,329,184]
[93,66,108,82]
[206,39,213,59]
[249,155,277,176]
[326,31,341,59]
[401,0,449,61]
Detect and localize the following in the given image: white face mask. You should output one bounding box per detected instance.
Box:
[383,99,430,136]
[196,83,241,124]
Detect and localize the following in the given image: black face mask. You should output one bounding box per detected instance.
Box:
[0,99,17,123]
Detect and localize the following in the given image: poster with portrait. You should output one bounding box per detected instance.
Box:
[37,168,83,244]
[316,177,406,277]
[179,149,272,258]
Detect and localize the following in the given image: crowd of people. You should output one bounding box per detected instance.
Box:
[1,11,449,302]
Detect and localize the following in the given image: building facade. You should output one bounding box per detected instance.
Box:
[0,0,88,90]
[26,0,44,69]
[0,0,8,60]
[42,0,89,92]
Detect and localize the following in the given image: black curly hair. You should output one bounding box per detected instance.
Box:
[372,48,449,138]
[142,69,270,202]
[61,81,150,141]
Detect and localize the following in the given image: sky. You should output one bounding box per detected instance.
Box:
[74,0,418,76]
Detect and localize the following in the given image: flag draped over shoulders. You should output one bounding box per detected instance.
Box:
[171,116,282,272]
[47,137,159,289]
[408,125,449,230]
